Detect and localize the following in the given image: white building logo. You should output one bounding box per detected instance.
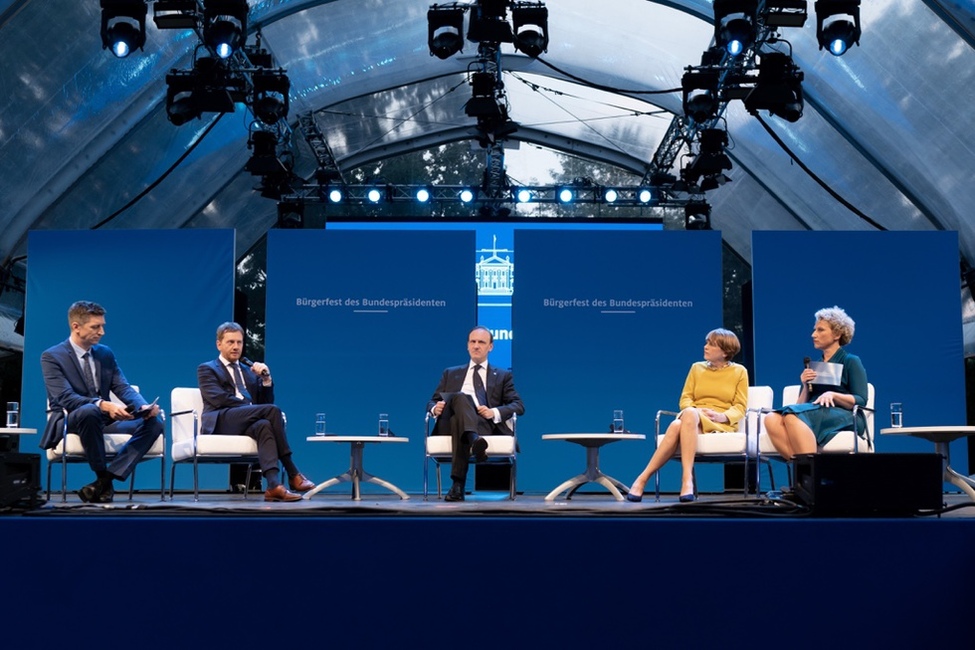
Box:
[475,235,514,297]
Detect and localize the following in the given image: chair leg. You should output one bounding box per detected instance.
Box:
[128,467,137,500]
[193,457,200,502]
[244,465,252,499]
[159,454,166,502]
[46,461,53,501]
[508,461,516,500]
[169,464,177,500]
[61,454,68,503]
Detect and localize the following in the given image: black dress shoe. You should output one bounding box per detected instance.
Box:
[444,483,465,502]
[96,483,115,503]
[471,436,489,463]
[77,481,99,503]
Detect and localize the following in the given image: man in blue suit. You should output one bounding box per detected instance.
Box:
[426,326,524,501]
[40,301,163,503]
[197,321,314,502]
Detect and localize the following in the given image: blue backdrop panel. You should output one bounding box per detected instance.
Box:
[514,230,724,495]
[752,231,967,480]
[22,229,235,490]
[265,229,474,494]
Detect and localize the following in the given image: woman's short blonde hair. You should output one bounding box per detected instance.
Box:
[707,328,741,360]
[815,306,855,346]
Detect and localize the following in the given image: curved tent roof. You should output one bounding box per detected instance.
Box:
[2,0,975,351]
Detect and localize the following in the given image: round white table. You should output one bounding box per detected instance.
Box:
[0,427,37,435]
[541,433,646,501]
[880,426,975,500]
[304,435,410,501]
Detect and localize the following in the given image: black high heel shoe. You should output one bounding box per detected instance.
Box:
[625,492,643,503]
[678,493,696,503]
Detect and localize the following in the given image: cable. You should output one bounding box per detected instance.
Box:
[90,113,226,230]
[753,113,887,231]
[532,55,681,96]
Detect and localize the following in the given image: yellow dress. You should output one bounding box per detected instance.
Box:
[676,361,749,433]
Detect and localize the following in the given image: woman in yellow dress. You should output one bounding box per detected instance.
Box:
[626,328,749,502]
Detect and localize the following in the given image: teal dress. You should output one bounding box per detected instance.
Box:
[778,347,868,446]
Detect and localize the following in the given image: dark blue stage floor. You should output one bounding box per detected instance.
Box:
[2,492,974,648]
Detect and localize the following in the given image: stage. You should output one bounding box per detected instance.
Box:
[2,488,973,648]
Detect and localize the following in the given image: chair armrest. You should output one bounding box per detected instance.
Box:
[852,404,874,450]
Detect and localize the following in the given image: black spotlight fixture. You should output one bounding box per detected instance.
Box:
[744,52,804,122]
[714,0,758,56]
[684,200,712,230]
[815,0,861,56]
[165,70,202,125]
[465,71,502,119]
[467,0,513,44]
[245,130,287,175]
[684,128,733,189]
[682,70,720,124]
[511,4,549,57]
[427,5,466,59]
[251,70,290,125]
[100,0,147,58]
[203,0,249,60]
[276,199,304,229]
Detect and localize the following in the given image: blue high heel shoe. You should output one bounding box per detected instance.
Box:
[678,493,696,503]
[625,492,643,503]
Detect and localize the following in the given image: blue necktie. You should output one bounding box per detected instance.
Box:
[473,364,488,406]
[231,362,252,402]
[81,352,97,397]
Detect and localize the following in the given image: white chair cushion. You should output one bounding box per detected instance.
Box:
[657,431,748,455]
[47,432,164,460]
[426,435,516,456]
[172,434,258,463]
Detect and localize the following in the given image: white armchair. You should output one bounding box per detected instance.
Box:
[169,387,261,501]
[653,385,774,500]
[423,413,517,500]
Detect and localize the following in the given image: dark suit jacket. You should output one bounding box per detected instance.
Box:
[426,363,524,436]
[39,339,146,449]
[197,359,274,435]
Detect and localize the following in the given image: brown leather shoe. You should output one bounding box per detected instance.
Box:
[264,484,302,502]
[289,473,315,493]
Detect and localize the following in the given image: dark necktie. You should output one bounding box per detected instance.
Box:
[231,362,252,402]
[473,364,488,406]
[81,352,97,397]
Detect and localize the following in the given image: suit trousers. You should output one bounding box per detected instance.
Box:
[436,393,491,483]
[68,403,164,480]
[214,403,291,475]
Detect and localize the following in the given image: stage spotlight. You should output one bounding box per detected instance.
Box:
[684,200,712,230]
[714,0,758,56]
[459,188,475,203]
[100,0,147,58]
[638,187,655,204]
[416,187,432,203]
[327,188,344,203]
[276,199,304,229]
[367,187,384,203]
[603,188,618,204]
[165,70,201,125]
[512,4,549,57]
[251,69,290,125]
[744,52,804,122]
[815,0,861,56]
[514,188,533,203]
[682,70,720,124]
[153,0,199,29]
[557,187,575,203]
[203,0,248,59]
[428,6,465,59]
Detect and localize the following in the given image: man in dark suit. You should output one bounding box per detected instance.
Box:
[40,301,163,503]
[197,321,314,502]
[427,326,524,501]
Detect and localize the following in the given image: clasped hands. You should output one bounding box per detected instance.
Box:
[432,400,493,420]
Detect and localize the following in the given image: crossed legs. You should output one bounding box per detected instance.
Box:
[763,413,817,460]
[629,408,702,499]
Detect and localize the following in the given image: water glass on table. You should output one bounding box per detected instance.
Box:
[5,402,18,428]
[612,409,625,433]
[315,412,327,436]
[378,412,390,437]
[889,402,903,428]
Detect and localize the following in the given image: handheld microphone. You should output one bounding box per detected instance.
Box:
[241,357,270,377]
[803,356,812,392]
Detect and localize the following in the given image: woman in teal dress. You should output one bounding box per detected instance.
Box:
[763,306,868,459]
